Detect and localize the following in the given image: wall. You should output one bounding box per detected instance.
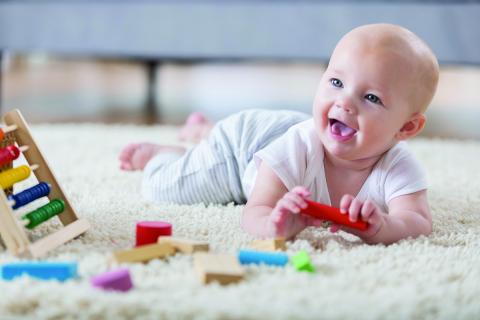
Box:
[2,56,480,139]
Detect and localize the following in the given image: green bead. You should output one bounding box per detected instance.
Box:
[22,199,65,229]
[291,250,315,273]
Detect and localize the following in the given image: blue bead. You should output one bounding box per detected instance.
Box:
[10,182,50,209]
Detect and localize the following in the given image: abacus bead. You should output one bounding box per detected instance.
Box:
[0,165,31,189]
[7,145,20,160]
[10,182,51,209]
[0,145,19,166]
[23,199,65,229]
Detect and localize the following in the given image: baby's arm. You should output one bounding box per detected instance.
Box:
[337,190,432,245]
[242,161,321,239]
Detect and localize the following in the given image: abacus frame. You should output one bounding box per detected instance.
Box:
[0,109,90,258]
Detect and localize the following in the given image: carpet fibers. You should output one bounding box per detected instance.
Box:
[0,123,479,320]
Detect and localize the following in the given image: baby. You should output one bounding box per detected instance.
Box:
[119,23,439,245]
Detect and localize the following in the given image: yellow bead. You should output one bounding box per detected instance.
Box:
[0,165,31,189]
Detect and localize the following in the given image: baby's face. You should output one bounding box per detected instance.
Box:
[313,35,420,162]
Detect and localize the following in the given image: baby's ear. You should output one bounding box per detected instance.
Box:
[395,113,426,140]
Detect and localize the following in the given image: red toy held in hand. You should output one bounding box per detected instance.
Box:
[301,199,368,231]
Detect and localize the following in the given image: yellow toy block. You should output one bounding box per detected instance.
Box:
[248,238,286,251]
[112,242,175,264]
[193,252,244,285]
[158,236,209,254]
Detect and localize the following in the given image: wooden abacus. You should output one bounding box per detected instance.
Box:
[0,109,89,258]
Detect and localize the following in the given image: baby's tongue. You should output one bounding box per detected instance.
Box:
[331,121,356,137]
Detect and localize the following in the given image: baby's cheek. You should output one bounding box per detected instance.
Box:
[312,104,328,128]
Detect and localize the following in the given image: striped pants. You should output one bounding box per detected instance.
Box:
[142,109,309,205]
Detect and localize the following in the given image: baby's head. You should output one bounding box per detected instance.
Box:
[313,23,439,161]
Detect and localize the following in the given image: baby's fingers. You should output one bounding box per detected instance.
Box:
[348,198,363,222]
[291,186,311,198]
[276,198,301,214]
[360,200,376,221]
[284,192,308,210]
[340,194,354,214]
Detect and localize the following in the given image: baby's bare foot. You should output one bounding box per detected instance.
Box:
[119,143,185,171]
[178,112,214,143]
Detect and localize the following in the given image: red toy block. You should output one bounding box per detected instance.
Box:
[301,200,368,231]
[135,221,172,247]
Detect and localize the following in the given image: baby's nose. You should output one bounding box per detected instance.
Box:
[335,99,357,114]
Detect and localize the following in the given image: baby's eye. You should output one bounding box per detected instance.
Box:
[330,78,343,88]
[365,93,382,104]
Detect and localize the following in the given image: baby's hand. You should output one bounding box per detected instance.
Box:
[329,194,385,241]
[267,186,323,239]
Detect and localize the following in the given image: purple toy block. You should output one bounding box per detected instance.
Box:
[91,268,133,292]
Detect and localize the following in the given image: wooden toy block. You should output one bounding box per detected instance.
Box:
[248,238,286,251]
[0,109,89,257]
[112,242,175,264]
[158,236,209,254]
[193,252,244,285]
[1,261,77,281]
[91,268,133,292]
[301,199,368,231]
[291,250,315,273]
[238,249,289,266]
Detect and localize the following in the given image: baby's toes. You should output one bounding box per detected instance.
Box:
[118,143,138,162]
[130,149,154,170]
[120,161,134,171]
[186,112,207,125]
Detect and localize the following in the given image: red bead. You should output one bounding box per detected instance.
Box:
[135,221,172,247]
[0,145,20,166]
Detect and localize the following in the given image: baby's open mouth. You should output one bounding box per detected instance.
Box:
[329,119,357,139]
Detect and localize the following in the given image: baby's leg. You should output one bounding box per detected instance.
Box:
[141,109,309,205]
[178,112,214,143]
[119,143,186,171]
[142,137,243,205]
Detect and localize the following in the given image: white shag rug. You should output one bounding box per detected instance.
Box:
[0,123,479,320]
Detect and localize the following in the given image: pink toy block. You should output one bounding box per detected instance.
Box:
[90,268,133,292]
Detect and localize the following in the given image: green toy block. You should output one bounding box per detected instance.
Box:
[291,250,315,273]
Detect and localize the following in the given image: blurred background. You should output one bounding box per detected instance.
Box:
[1,1,479,139]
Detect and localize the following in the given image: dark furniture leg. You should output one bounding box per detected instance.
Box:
[145,60,160,124]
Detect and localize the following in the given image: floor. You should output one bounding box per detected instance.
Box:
[2,54,480,139]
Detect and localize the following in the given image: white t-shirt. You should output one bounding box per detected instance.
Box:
[242,119,427,212]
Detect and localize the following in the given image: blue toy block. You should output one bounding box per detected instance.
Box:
[238,249,289,266]
[0,262,77,281]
